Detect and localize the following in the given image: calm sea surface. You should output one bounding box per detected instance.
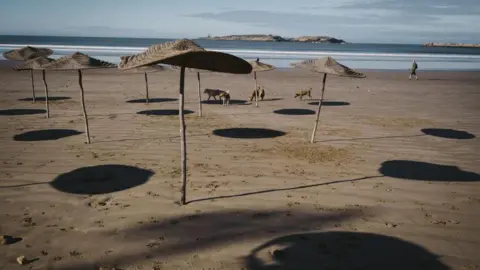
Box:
[1,35,479,70]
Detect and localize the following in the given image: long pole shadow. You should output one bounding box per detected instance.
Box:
[187,175,381,204]
[317,134,425,143]
[0,182,48,189]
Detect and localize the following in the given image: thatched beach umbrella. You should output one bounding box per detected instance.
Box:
[249,58,275,107]
[41,52,117,144]
[119,39,252,205]
[3,46,54,103]
[291,57,365,143]
[14,56,55,118]
[120,62,166,104]
[171,66,212,117]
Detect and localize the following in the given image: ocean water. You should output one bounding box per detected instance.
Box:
[1,35,480,71]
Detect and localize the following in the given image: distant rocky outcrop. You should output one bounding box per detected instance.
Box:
[203,34,346,43]
[293,36,345,43]
[424,42,480,48]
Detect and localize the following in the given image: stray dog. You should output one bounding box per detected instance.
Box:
[250,86,265,102]
[219,91,230,106]
[204,88,227,100]
[294,88,312,100]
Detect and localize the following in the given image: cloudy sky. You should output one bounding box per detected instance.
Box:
[1,0,479,43]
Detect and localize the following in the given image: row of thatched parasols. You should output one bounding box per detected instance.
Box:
[3,40,365,205]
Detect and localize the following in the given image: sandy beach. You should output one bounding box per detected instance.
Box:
[0,65,479,269]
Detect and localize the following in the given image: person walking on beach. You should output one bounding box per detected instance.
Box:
[409,60,418,80]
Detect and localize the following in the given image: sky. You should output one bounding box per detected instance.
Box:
[1,0,479,44]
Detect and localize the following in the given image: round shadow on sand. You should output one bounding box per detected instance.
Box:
[213,128,286,139]
[127,98,177,103]
[137,109,194,116]
[421,128,475,140]
[202,99,248,105]
[308,101,350,106]
[259,98,284,102]
[18,97,71,102]
[274,109,315,115]
[50,165,154,195]
[245,232,448,270]
[14,129,82,141]
[0,109,46,116]
[379,160,480,182]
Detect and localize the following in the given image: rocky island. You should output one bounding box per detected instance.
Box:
[424,42,480,48]
[202,34,346,43]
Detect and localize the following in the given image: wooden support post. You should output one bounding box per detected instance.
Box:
[78,70,91,144]
[42,70,49,118]
[144,72,149,104]
[197,72,202,117]
[310,73,328,143]
[179,66,187,205]
[31,70,36,103]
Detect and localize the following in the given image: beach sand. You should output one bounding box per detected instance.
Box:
[0,66,479,270]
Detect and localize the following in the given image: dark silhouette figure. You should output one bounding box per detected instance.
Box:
[421,128,475,140]
[50,164,154,195]
[213,128,286,139]
[379,160,480,182]
[245,232,449,270]
[14,129,82,141]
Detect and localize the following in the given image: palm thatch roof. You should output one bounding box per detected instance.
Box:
[3,46,54,61]
[119,39,252,74]
[249,58,275,72]
[41,52,117,70]
[13,56,55,71]
[291,57,365,78]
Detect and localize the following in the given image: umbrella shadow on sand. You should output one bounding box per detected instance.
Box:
[50,164,154,195]
[421,128,476,140]
[18,96,71,102]
[213,128,286,139]
[244,231,449,270]
[379,160,480,182]
[273,109,316,115]
[307,101,350,106]
[13,129,82,141]
[52,208,366,270]
[0,109,46,116]
[201,99,249,105]
[137,109,194,116]
[126,97,177,103]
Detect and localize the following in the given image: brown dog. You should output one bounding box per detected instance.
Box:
[250,86,265,101]
[294,88,312,100]
[219,91,231,106]
[204,88,227,100]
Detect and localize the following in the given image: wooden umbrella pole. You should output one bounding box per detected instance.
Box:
[78,70,91,144]
[310,73,328,143]
[254,71,259,107]
[144,72,149,104]
[42,70,49,118]
[179,66,187,205]
[30,70,36,103]
[197,72,202,117]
